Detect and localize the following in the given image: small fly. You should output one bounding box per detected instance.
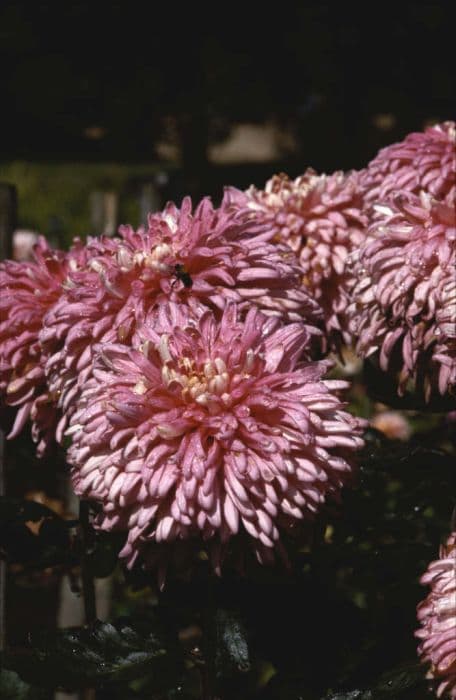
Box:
[173,263,193,288]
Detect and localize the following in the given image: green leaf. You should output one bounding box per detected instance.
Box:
[324,693,372,700]
[0,669,41,700]
[321,663,428,700]
[0,497,76,569]
[214,608,250,677]
[5,618,181,690]
[372,662,427,698]
[85,531,124,579]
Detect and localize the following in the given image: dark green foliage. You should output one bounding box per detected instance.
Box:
[372,662,428,697]
[0,497,76,569]
[4,425,454,698]
[260,662,429,699]
[324,692,371,700]
[320,662,430,700]
[0,497,123,578]
[85,531,125,579]
[214,608,250,677]
[0,669,42,700]
[5,618,181,691]
[220,429,454,698]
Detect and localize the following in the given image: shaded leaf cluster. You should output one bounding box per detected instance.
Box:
[4,427,454,698]
[0,497,76,569]
[5,618,180,691]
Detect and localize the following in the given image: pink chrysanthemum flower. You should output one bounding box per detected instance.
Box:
[41,194,321,443]
[0,237,85,453]
[227,170,367,344]
[360,121,456,206]
[348,188,456,400]
[416,532,456,698]
[67,303,364,578]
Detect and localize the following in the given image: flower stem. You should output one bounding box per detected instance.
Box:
[79,500,97,625]
[79,501,97,700]
[200,573,216,700]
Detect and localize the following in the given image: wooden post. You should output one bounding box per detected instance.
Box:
[0,184,16,260]
[89,191,118,236]
[0,183,17,657]
[139,181,160,225]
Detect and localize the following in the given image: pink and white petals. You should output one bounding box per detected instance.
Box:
[360,121,456,207]
[348,189,456,400]
[227,169,367,346]
[67,304,364,574]
[40,194,322,449]
[417,532,456,698]
[0,237,86,453]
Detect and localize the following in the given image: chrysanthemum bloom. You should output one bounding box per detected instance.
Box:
[41,194,321,443]
[348,188,456,400]
[0,237,85,453]
[227,170,367,345]
[360,121,456,206]
[416,532,456,698]
[67,303,364,578]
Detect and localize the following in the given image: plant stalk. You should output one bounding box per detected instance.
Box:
[79,500,97,625]
[200,573,216,700]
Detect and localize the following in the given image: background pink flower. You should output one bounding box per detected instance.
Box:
[67,303,364,579]
[370,409,412,441]
[348,188,456,399]
[360,121,456,207]
[41,194,321,446]
[417,531,456,698]
[227,169,367,345]
[0,237,86,453]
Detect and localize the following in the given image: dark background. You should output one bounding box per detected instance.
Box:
[0,1,454,198]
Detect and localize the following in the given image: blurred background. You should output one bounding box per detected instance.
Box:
[0,0,454,248]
